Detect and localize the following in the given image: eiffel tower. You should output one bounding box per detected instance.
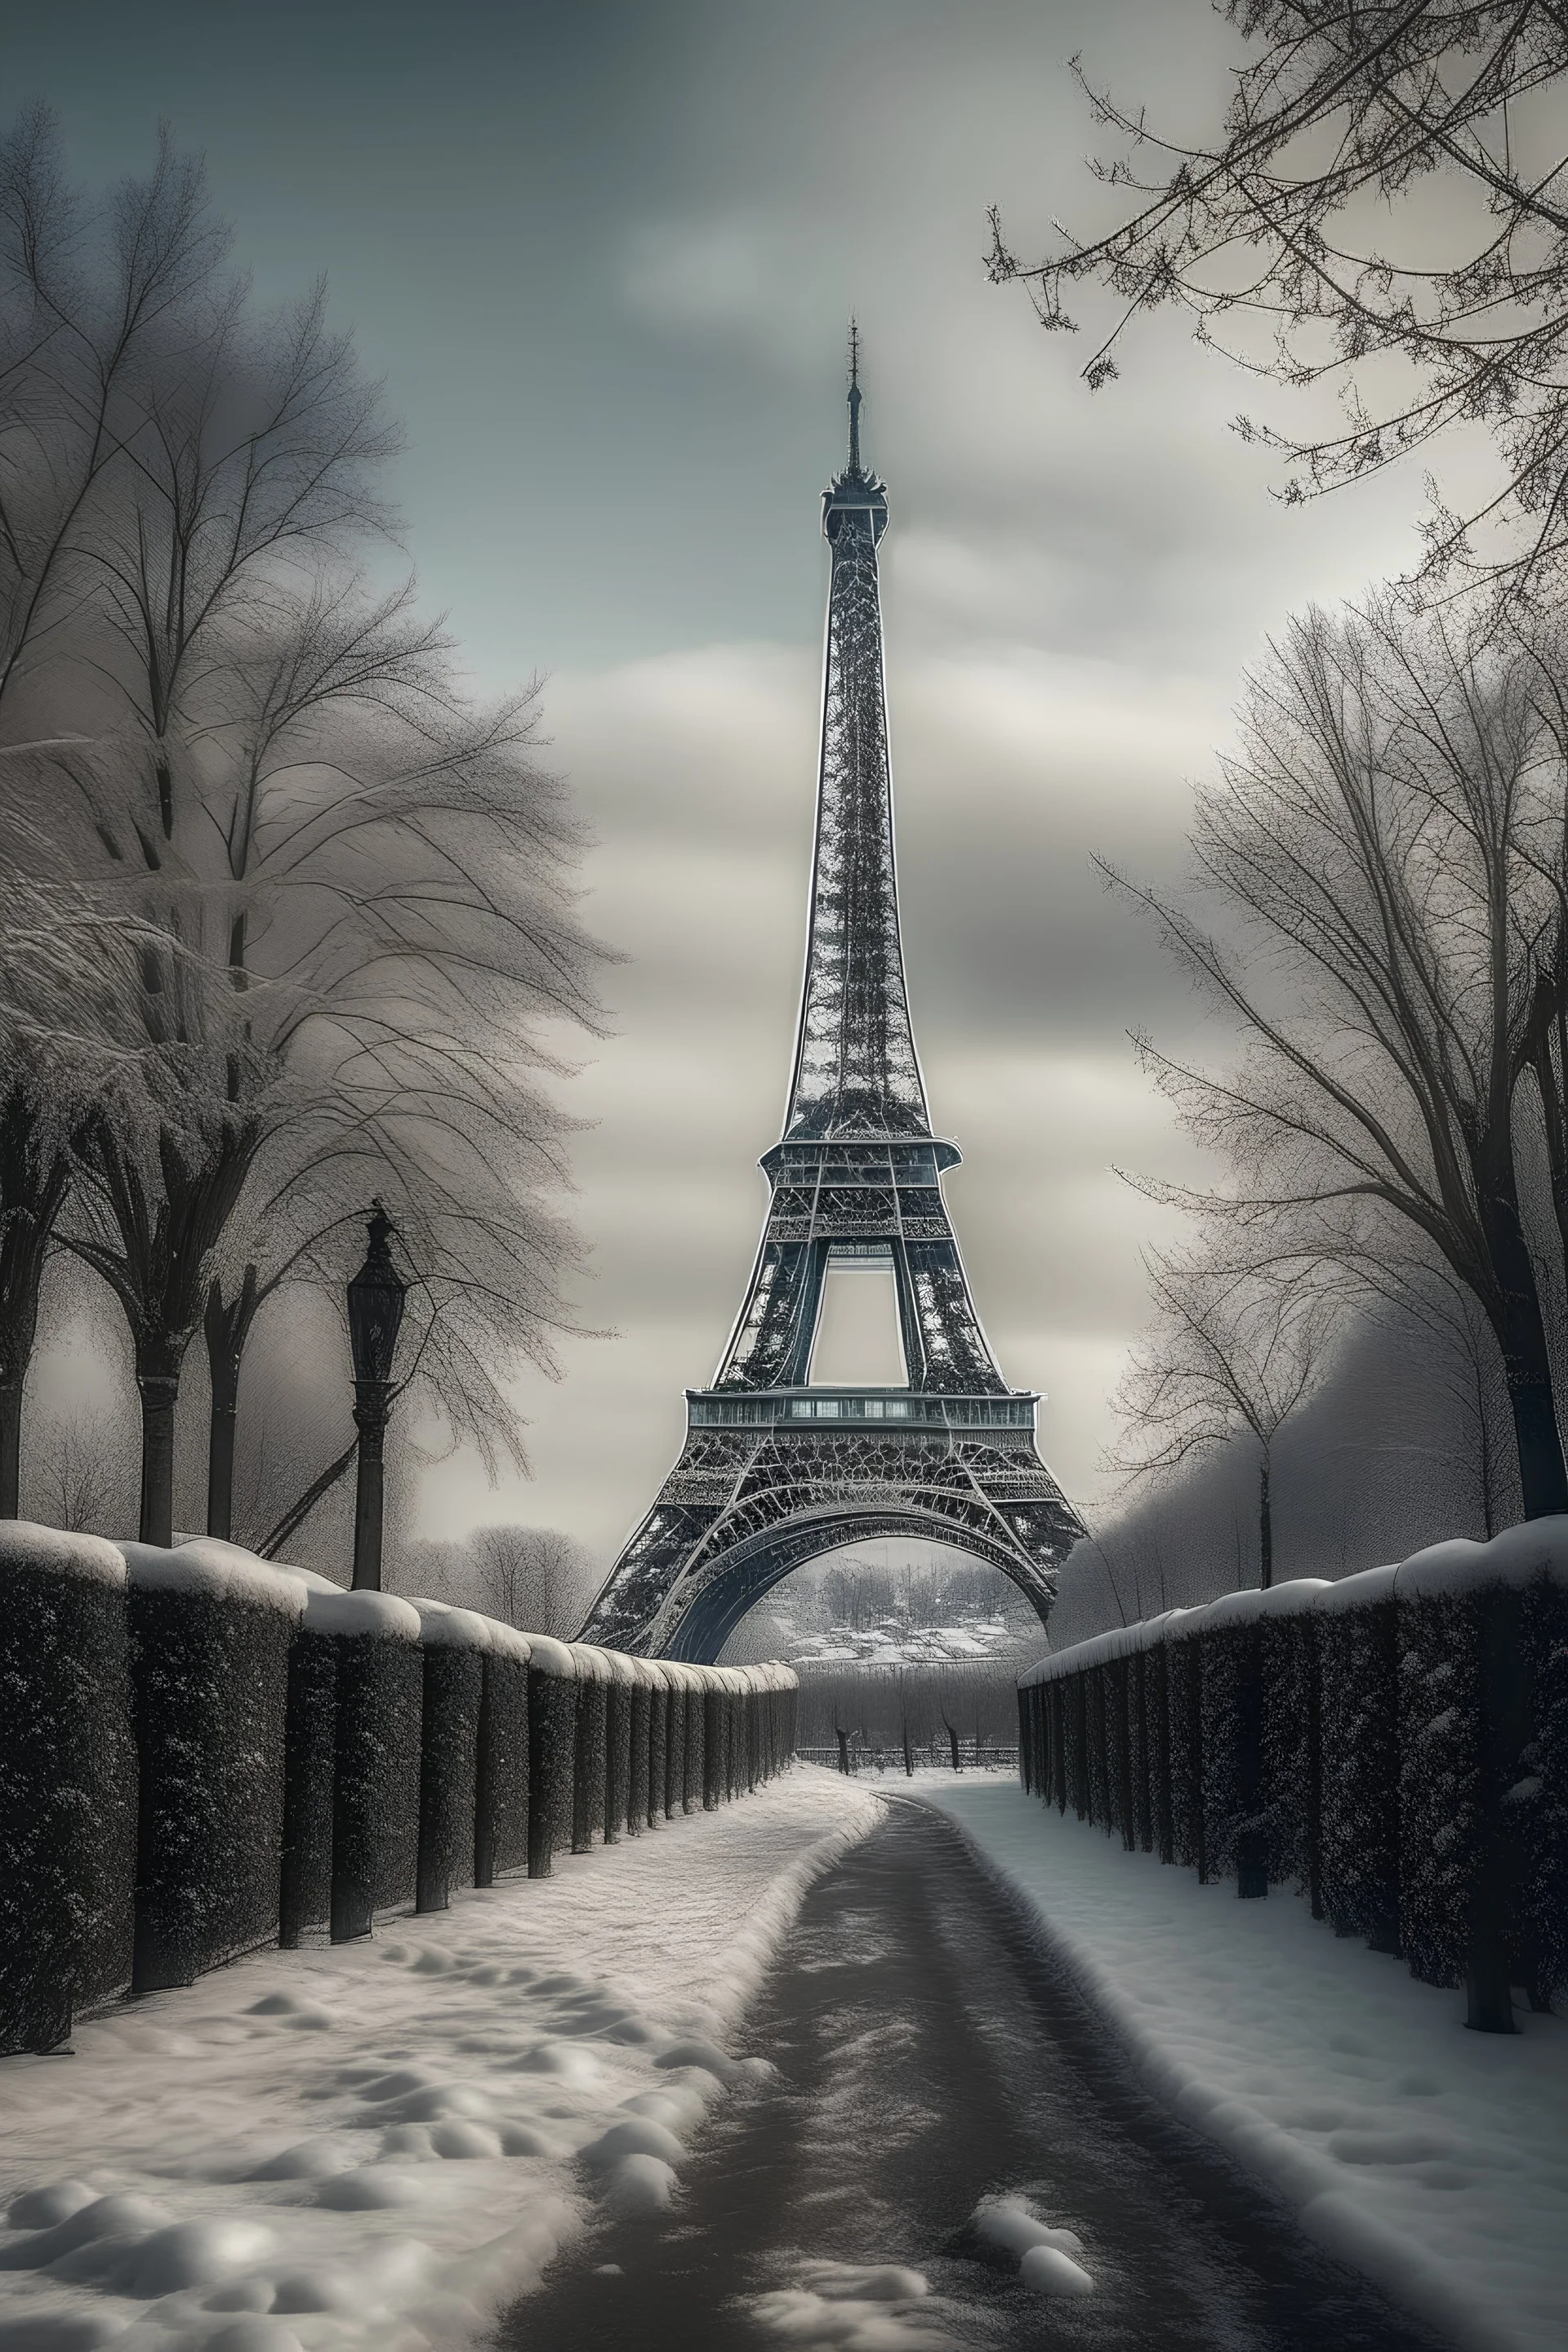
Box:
[585,344,1084,1660]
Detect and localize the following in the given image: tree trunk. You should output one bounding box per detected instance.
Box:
[207,1370,238,1542]
[1476,1342,1497,1540]
[1477,1164,1568,1517]
[1258,1446,1272,1591]
[0,1379,20,1520]
[203,1269,258,1541]
[0,1132,70,1519]
[945,1720,961,1772]
[137,1364,180,1546]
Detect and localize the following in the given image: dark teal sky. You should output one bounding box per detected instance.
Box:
[8,4,1431,1551]
[3,0,1111,674]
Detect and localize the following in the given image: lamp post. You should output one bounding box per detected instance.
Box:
[347,1202,408,1591]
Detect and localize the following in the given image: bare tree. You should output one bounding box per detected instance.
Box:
[989,5,1568,600]
[0,112,233,1510]
[170,579,601,1543]
[1111,599,1568,1516]
[1348,1245,1518,1535]
[0,868,171,1514]
[1,129,603,1546]
[0,108,231,715]
[24,1404,136,1535]
[466,1524,600,1639]
[1114,1253,1335,1588]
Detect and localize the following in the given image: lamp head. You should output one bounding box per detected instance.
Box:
[347,1199,407,1388]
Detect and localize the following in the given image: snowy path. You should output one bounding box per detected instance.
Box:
[510,1801,1449,2351]
[0,1766,882,2352]
[921,1780,1568,2352]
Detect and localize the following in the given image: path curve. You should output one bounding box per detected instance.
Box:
[502,1800,1452,2350]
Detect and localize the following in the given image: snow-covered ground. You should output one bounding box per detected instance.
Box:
[0,1767,883,2352]
[786,1615,1031,1665]
[920,1780,1568,2352]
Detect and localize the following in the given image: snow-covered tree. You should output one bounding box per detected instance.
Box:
[0,113,604,1543]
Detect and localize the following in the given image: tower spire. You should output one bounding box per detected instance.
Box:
[794,335,917,1142]
[847,318,862,472]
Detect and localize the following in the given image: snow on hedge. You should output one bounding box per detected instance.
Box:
[1022,1517,1568,1686]
[923,1780,1568,2352]
[0,1767,881,2352]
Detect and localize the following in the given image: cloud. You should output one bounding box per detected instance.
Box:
[415,626,1220,1557]
[620,215,832,370]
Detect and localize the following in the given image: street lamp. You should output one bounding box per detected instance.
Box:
[347,1201,408,1591]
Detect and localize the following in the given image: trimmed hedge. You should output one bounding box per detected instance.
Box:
[666,1671,688,1816]
[1200,1597,1267,1899]
[1259,1587,1327,1911]
[0,1530,797,2052]
[629,1668,652,1836]
[330,1601,423,1936]
[476,1630,532,1885]
[410,1602,487,1914]
[1320,1570,1402,1954]
[280,1619,336,1947]
[570,1646,609,1854]
[0,1527,136,2051]
[122,1542,304,1994]
[274,1581,424,1945]
[1019,1521,1568,2032]
[604,1656,634,1845]
[525,1637,578,1878]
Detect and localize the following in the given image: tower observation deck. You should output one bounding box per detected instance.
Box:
[583,345,1084,1659]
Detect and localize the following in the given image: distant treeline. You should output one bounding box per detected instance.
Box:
[795,1659,1021,1763]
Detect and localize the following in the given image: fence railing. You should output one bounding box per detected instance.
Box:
[0,1526,797,2056]
[1018,1524,1568,2035]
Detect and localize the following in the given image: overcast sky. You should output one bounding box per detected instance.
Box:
[5,1,1431,1562]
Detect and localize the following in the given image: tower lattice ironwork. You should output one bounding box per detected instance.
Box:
[584,351,1084,1659]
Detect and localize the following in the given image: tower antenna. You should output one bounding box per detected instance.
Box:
[847,318,862,471]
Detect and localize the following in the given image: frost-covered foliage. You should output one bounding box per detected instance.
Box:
[332,1622,424,1937]
[0,110,604,1546]
[571,1662,609,1853]
[686,1680,708,1812]
[604,1672,633,1846]
[0,1526,135,2049]
[1200,1617,1266,1894]
[1127,1650,1153,1853]
[122,1544,302,1993]
[1144,1643,1173,1862]
[1320,1581,1403,1953]
[1167,1631,1205,1875]
[1084,1666,1110,1835]
[1260,1605,1324,1904]
[1398,1584,1481,1988]
[1,1530,796,2051]
[1021,1521,1568,2024]
[647,1682,668,1829]
[666,1680,690,1818]
[476,1650,529,1886]
[524,1639,578,1879]
[703,1684,727,1811]
[280,1627,337,1948]
[409,1605,486,1916]
[1519,1579,1568,2007]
